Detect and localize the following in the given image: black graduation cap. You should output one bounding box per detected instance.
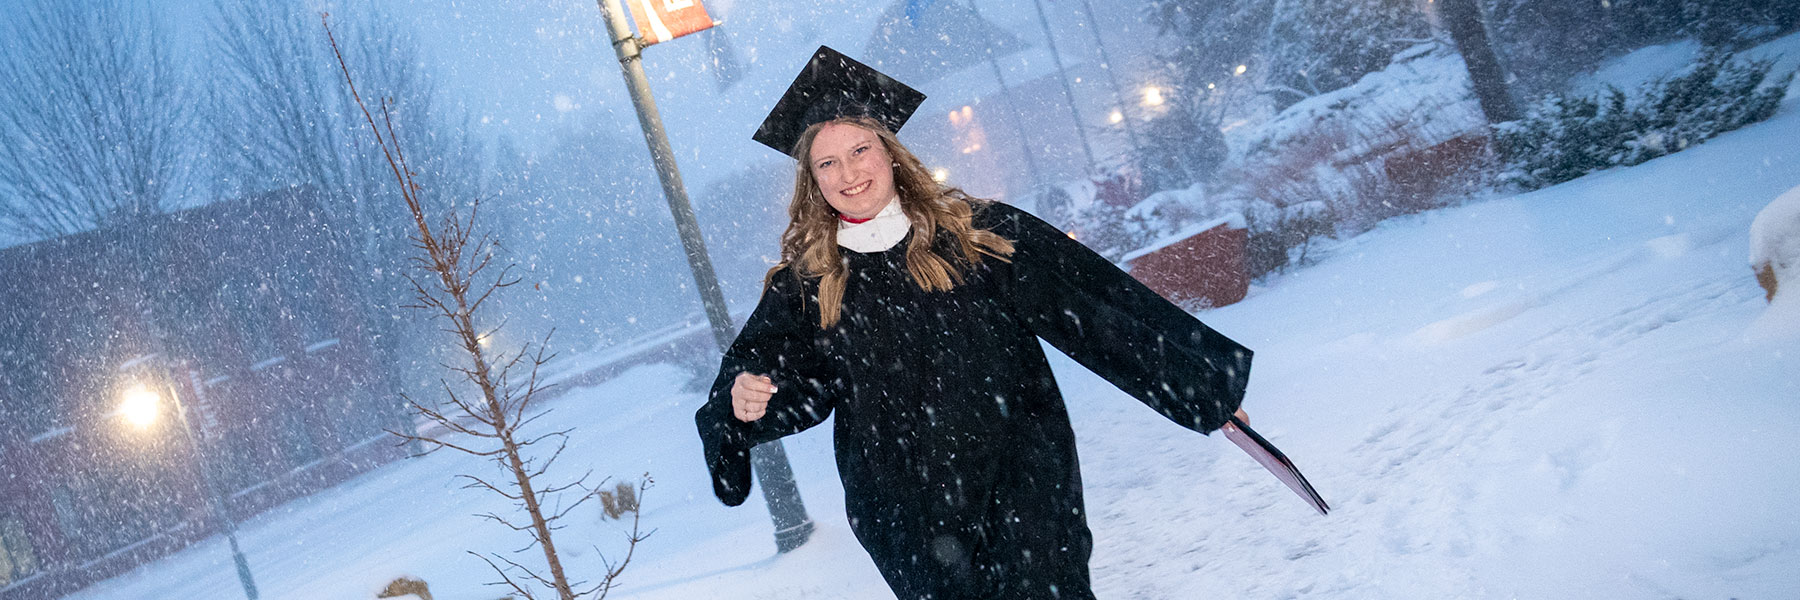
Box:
[752,45,927,158]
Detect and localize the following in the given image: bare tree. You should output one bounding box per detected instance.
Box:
[323,15,648,600]
[206,0,486,422]
[0,0,189,240]
[206,0,461,269]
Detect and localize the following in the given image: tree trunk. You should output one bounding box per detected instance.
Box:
[1439,0,1520,123]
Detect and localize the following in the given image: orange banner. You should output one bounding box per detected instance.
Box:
[626,0,716,46]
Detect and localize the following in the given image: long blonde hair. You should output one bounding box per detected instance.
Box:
[773,116,1014,328]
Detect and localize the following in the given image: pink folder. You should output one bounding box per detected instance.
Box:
[1221,416,1330,516]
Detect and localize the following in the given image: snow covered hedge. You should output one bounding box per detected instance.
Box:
[1752,185,1800,302]
[1495,49,1794,190]
[1210,41,1490,276]
[1229,42,1486,170]
[1057,181,1210,261]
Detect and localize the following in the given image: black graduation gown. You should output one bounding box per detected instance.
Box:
[696,201,1252,600]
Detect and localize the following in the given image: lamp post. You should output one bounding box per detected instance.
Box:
[592,0,815,553]
[119,357,258,600]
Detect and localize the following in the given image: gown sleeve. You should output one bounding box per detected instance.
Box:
[996,203,1253,435]
[694,268,840,506]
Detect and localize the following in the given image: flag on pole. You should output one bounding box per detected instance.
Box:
[625,0,716,46]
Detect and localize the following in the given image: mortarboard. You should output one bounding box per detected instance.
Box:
[752,45,927,159]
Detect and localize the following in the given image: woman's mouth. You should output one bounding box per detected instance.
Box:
[840,181,872,197]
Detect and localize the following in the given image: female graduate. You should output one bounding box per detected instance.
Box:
[696,47,1253,600]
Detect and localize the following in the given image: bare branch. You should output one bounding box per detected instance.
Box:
[581,476,655,599]
[470,551,537,600]
[325,16,642,600]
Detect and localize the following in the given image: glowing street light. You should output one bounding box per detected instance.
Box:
[931,168,950,183]
[116,361,260,600]
[1140,86,1165,107]
[1234,64,1248,76]
[119,384,162,429]
[1108,109,1124,124]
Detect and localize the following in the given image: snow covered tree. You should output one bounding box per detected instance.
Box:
[1481,0,1800,95]
[1148,0,1427,112]
[1138,0,1256,191]
[0,0,191,241]
[1601,0,1800,46]
[1146,0,1261,99]
[206,0,479,270]
[1140,0,1425,192]
[1478,0,1615,94]
[1132,105,1227,194]
[1258,0,1429,111]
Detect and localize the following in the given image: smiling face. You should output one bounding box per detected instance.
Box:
[807,121,897,220]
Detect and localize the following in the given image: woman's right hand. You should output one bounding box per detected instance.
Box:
[732,372,777,422]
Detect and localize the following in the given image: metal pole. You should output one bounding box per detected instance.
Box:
[1029,0,1097,174]
[1072,0,1142,160]
[593,0,814,553]
[120,218,259,600]
[165,362,258,600]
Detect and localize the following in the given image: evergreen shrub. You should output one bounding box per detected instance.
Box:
[1495,50,1793,190]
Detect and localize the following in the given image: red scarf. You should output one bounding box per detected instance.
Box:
[839,213,874,224]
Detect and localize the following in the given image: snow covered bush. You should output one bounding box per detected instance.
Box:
[1751,185,1800,302]
[597,480,640,521]
[1233,43,1486,167]
[1239,198,1333,278]
[376,576,434,600]
[1063,196,1138,261]
[1495,50,1793,190]
[1051,170,1148,260]
[1223,42,1491,239]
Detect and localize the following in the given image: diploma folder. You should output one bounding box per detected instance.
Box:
[1221,416,1330,516]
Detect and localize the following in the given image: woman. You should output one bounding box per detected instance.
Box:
[697,48,1252,600]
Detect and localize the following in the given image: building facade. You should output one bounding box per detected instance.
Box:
[0,188,409,599]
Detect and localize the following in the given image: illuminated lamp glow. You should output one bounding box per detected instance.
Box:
[120,384,161,429]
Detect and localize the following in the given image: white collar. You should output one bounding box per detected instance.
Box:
[837,196,910,253]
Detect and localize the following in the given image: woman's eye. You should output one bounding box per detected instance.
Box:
[817,160,833,169]
[853,145,868,155]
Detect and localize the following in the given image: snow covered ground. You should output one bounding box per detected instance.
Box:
[66,58,1800,600]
